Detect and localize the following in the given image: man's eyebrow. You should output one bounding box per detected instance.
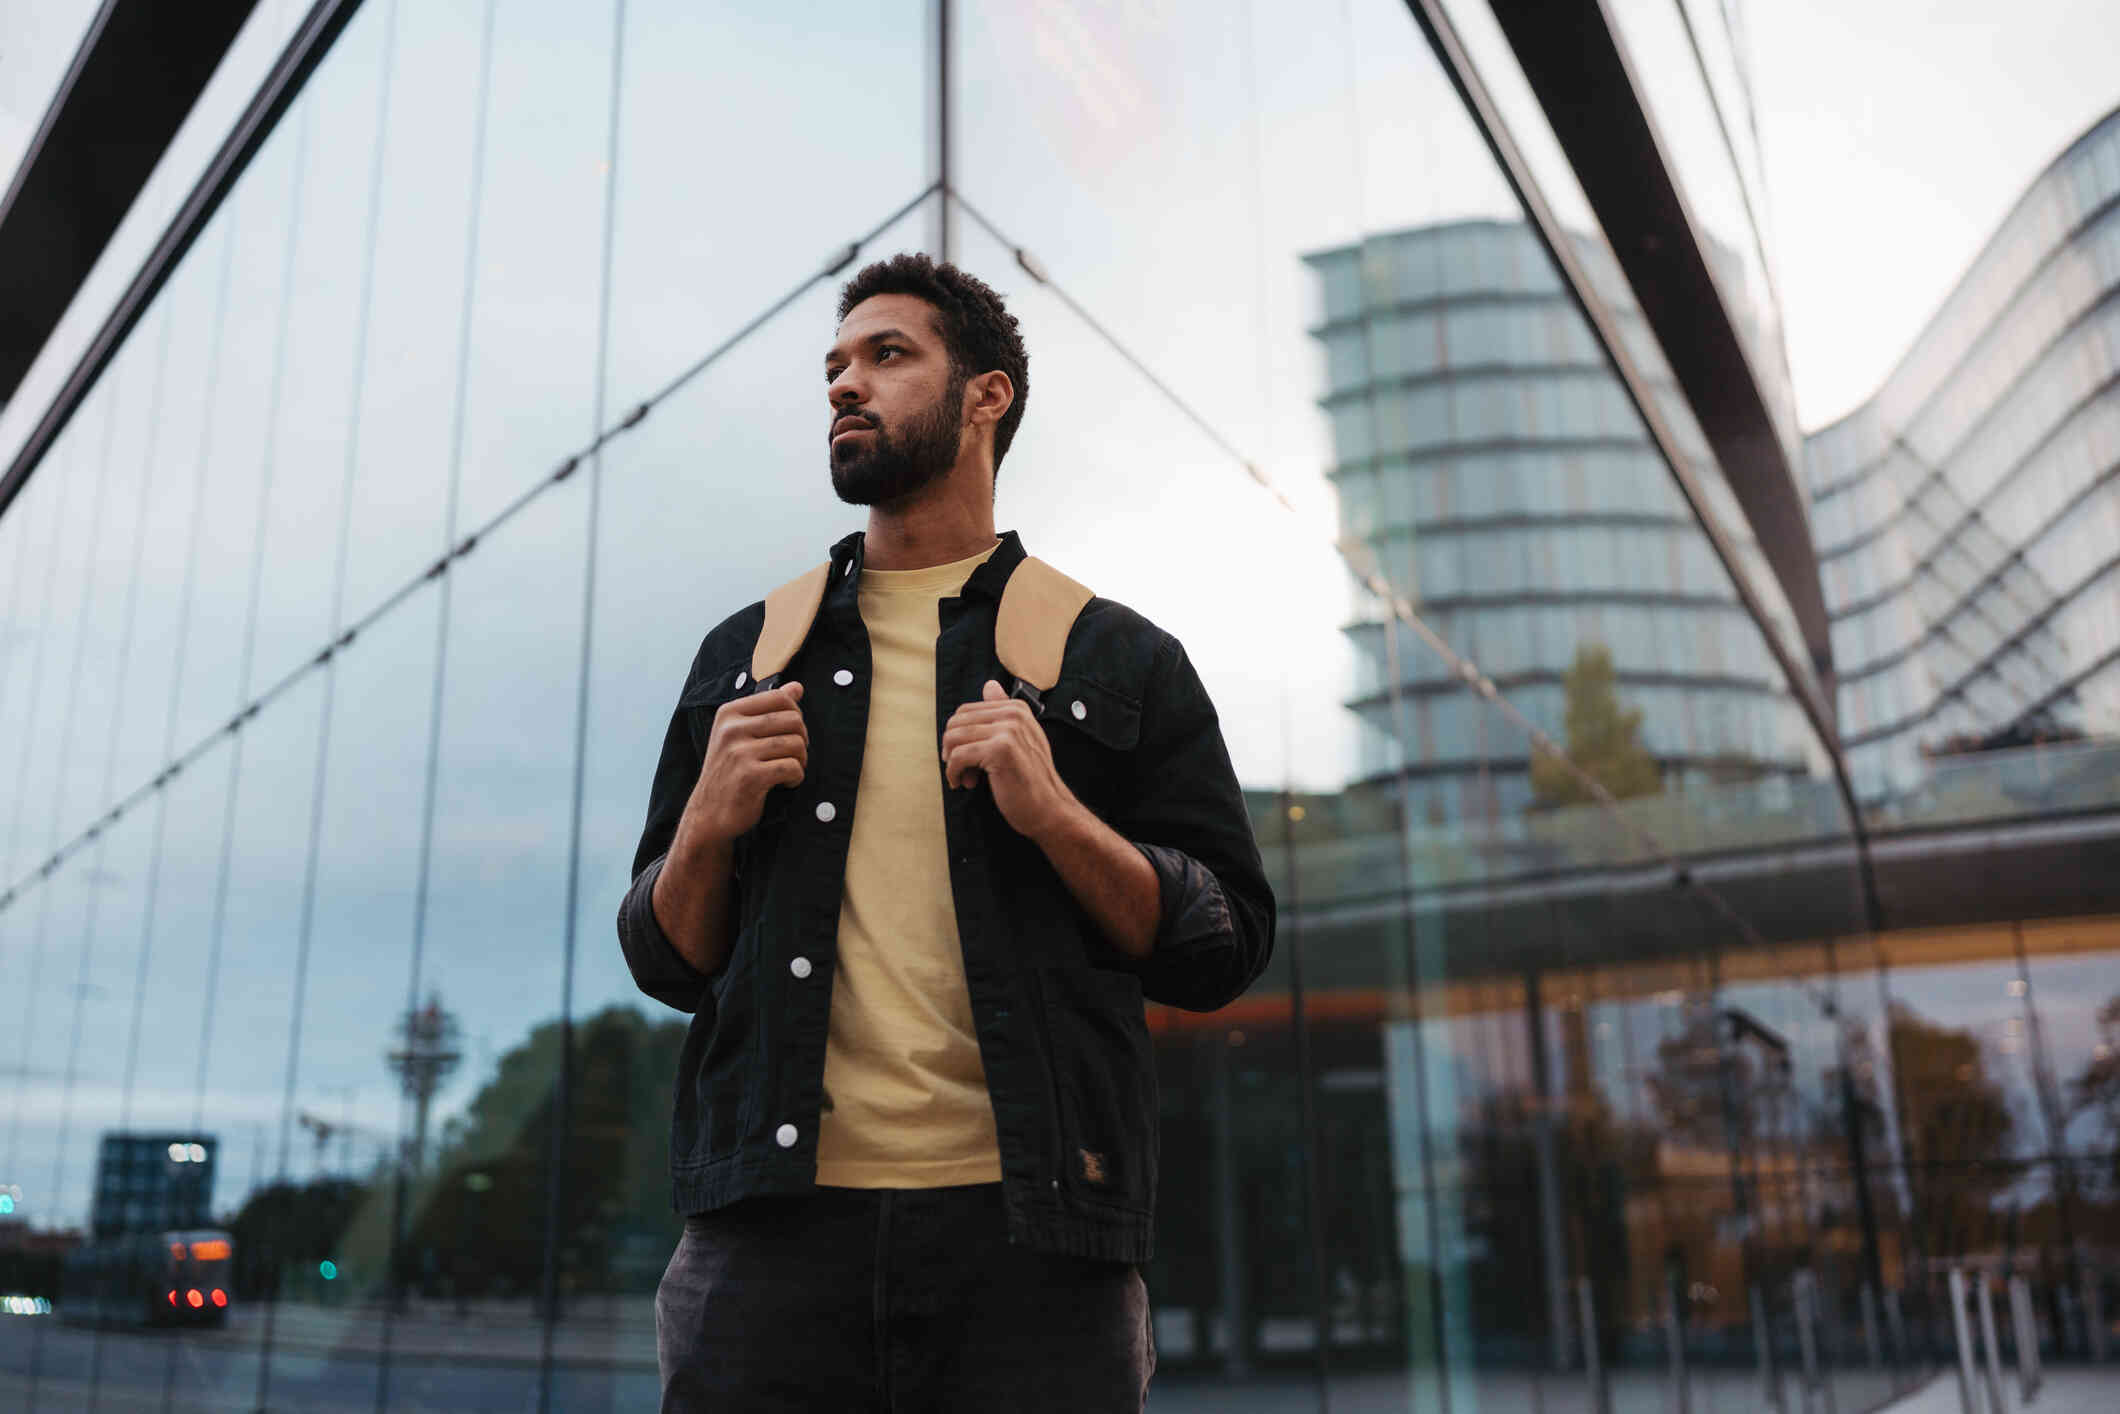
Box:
[823,328,914,366]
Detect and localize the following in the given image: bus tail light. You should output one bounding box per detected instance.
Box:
[211,1289,227,1308]
[186,1289,203,1308]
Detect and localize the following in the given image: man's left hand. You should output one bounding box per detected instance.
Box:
[942,680,1080,842]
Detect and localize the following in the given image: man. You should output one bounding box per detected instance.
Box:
[617,252,1273,1411]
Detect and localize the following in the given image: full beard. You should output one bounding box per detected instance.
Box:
[829,381,965,507]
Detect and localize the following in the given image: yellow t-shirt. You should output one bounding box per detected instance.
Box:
[813,542,1003,1187]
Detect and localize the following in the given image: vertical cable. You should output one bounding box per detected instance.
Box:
[931,0,952,259]
[188,102,318,1137]
[82,213,239,1414]
[4,389,125,1168]
[18,347,131,1413]
[0,451,80,1165]
[0,457,66,954]
[163,135,307,1414]
[1245,7,1330,1396]
[1380,612,1456,1414]
[252,5,401,1409]
[374,3,500,1407]
[61,296,177,1413]
[538,1,627,1404]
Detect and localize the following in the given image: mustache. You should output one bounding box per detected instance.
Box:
[829,410,880,442]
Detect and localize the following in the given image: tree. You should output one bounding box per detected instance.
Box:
[1529,643,1661,808]
[402,1003,689,1300]
[1889,1003,2017,1260]
[2072,995,2120,1196]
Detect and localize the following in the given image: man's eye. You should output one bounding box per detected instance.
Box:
[878,345,902,359]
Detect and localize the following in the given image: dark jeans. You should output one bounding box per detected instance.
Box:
[654,1181,1155,1412]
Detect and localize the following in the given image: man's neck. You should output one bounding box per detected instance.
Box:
[861,459,999,571]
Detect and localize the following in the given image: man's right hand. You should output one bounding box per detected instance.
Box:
[683,680,809,845]
[652,681,808,980]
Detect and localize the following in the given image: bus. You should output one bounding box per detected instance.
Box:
[59,1229,234,1328]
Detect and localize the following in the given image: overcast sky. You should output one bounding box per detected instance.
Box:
[1746,0,2120,431]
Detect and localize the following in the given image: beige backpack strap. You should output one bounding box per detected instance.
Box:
[750,562,832,688]
[995,555,1094,715]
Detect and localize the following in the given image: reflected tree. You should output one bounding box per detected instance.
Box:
[398,1003,686,1300]
[1889,1002,2017,1259]
[1529,644,1661,808]
[2071,995,2120,1195]
[226,1176,367,1301]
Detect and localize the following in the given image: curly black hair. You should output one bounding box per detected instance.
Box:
[837,252,1030,474]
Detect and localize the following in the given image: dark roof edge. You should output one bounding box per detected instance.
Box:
[0,0,364,525]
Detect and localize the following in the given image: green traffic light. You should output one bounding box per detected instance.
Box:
[0,1194,13,1215]
[319,1260,338,1280]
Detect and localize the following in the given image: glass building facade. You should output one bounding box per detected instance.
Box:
[1807,106,2120,807]
[0,2,2116,1411]
[1312,219,1815,822]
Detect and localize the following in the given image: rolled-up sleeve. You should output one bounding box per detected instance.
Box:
[616,677,720,1014]
[1114,636,1275,1012]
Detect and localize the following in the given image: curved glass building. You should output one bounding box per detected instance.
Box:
[1312,220,1815,824]
[1808,106,2120,802]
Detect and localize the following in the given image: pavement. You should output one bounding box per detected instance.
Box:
[1879,1366,2120,1414]
[8,1303,2119,1412]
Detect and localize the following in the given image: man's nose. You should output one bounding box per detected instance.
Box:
[829,369,867,406]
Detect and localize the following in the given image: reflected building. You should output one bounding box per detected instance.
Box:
[1309,220,1813,826]
[1806,106,2120,803]
[90,1135,217,1239]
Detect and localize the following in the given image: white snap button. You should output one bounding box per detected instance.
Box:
[775,1123,798,1148]
[843,561,854,577]
[735,671,748,689]
[815,801,836,823]
[833,669,853,687]
[1071,699,1087,720]
[790,956,812,979]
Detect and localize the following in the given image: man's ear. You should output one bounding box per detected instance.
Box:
[964,370,1014,427]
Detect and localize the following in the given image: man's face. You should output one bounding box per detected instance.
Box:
[823,293,965,507]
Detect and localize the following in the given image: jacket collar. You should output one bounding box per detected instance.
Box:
[825,528,1027,606]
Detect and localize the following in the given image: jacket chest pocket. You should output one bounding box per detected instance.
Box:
[1038,676,1140,816]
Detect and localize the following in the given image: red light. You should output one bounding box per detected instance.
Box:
[189,1240,230,1261]
[211,1289,227,1308]
[186,1289,204,1309]
[170,1243,188,1261]
[167,1291,177,1305]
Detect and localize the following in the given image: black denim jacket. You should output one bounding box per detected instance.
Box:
[616,530,1274,1262]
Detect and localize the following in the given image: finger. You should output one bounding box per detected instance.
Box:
[748,732,809,764]
[727,681,803,713]
[940,720,1008,761]
[728,708,808,740]
[766,757,804,790]
[947,701,1030,726]
[944,739,991,791]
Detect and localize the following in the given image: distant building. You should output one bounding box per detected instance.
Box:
[1306,220,1814,828]
[1805,108,2120,800]
[90,1134,217,1238]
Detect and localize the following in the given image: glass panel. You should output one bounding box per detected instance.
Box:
[243,3,394,701]
[167,134,302,756]
[257,596,438,1410]
[406,483,587,1405]
[447,0,618,534]
[189,670,329,1405]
